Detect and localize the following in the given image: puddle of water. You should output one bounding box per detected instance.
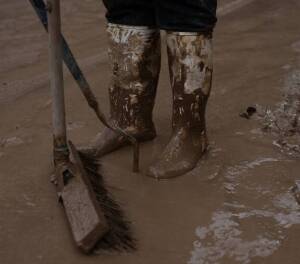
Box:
[188,191,300,264]
[223,157,282,194]
[189,210,281,264]
[188,152,299,264]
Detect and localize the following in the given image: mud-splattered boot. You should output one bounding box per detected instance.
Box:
[147,32,213,179]
[90,24,161,157]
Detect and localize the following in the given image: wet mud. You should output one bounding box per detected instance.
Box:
[255,66,300,157]
[1,0,300,264]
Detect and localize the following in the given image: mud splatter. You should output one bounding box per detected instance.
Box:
[106,23,160,130]
[0,136,24,148]
[66,121,86,131]
[147,32,213,179]
[166,33,212,95]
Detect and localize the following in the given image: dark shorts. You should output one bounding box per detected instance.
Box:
[102,0,217,33]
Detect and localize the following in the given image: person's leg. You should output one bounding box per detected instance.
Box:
[103,0,157,27]
[155,0,217,33]
[147,1,217,179]
[89,1,161,157]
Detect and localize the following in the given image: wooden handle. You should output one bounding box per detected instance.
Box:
[47,0,68,163]
[30,0,140,171]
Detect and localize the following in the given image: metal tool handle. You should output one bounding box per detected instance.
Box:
[47,0,68,164]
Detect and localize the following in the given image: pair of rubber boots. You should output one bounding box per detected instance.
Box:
[90,24,213,179]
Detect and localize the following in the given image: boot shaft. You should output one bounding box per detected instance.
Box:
[166,32,213,131]
[106,24,161,130]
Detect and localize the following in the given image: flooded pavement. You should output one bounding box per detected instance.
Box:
[1,0,300,263]
[189,155,300,264]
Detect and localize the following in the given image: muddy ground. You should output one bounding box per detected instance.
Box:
[1,0,300,263]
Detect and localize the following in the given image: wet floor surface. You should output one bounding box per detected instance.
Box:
[1,0,300,263]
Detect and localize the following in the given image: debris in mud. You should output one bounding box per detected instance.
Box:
[291,181,300,205]
[255,69,300,156]
[67,121,86,131]
[239,112,249,119]
[273,137,300,156]
[0,136,24,148]
[247,106,257,116]
[239,106,257,119]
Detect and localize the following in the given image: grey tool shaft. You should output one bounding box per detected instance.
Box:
[47,0,67,162]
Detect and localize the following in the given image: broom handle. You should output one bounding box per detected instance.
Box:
[29,0,139,172]
[47,0,68,164]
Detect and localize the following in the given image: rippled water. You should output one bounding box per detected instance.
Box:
[188,157,300,264]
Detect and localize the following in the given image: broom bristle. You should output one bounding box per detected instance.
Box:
[78,151,137,253]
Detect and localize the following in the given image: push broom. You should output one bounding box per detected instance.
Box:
[29,0,137,253]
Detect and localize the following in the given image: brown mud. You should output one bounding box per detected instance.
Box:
[1,0,300,263]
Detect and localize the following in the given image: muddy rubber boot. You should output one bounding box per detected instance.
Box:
[89,24,161,157]
[147,32,213,179]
